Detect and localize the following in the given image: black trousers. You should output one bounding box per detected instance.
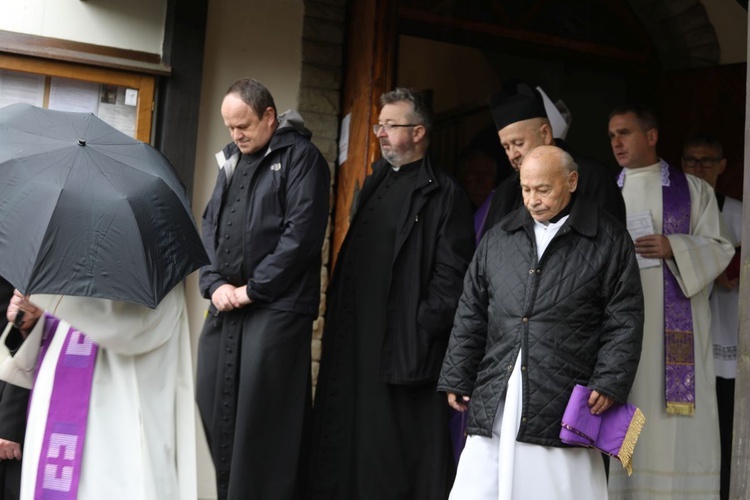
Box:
[716,377,734,500]
[0,459,21,500]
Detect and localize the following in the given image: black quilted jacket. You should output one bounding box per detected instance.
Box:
[437,196,644,446]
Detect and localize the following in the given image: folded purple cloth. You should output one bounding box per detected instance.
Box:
[560,384,646,475]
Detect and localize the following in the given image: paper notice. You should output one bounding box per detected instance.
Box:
[49,77,99,113]
[626,210,660,269]
[0,70,45,108]
[338,113,351,165]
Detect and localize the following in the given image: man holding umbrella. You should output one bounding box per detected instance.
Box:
[196,78,330,500]
[0,103,208,499]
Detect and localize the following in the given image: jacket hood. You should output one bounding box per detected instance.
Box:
[276,109,312,139]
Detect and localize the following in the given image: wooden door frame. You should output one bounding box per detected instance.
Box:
[331,0,397,267]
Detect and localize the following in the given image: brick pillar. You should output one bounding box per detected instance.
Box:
[298,0,347,394]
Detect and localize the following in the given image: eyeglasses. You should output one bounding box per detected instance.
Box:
[682,156,722,168]
[372,123,420,134]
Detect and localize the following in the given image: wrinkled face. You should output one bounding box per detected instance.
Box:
[681,144,726,189]
[498,119,549,171]
[520,155,577,222]
[376,101,423,167]
[221,93,276,155]
[608,112,658,169]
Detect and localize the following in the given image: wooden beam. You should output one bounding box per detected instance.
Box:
[730,9,750,497]
[398,6,651,66]
[0,30,171,76]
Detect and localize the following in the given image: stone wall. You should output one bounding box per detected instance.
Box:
[298,0,347,392]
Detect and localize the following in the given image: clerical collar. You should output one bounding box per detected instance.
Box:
[390,158,421,173]
[545,193,576,225]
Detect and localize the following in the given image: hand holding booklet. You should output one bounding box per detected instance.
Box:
[626,210,661,270]
[560,384,646,476]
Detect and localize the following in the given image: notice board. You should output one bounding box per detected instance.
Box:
[0,53,157,142]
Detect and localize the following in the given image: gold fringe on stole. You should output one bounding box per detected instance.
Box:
[666,401,695,416]
[618,408,646,476]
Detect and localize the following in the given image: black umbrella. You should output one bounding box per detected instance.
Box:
[0,103,209,308]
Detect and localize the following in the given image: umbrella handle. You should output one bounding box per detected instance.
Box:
[12,310,25,329]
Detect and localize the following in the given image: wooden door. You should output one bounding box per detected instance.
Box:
[330,0,397,268]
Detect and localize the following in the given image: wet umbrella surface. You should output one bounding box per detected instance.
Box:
[0,103,208,308]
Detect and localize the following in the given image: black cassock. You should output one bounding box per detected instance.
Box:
[196,153,314,500]
[310,162,454,500]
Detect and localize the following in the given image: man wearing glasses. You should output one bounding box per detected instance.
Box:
[310,88,475,499]
[606,106,733,499]
[681,134,741,500]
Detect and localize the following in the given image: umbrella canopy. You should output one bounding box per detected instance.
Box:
[0,103,209,308]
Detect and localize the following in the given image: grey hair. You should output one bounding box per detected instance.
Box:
[559,150,579,175]
[380,87,433,135]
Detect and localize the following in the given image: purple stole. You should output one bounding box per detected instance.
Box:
[473,190,493,244]
[560,385,646,475]
[33,313,99,499]
[619,161,695,415]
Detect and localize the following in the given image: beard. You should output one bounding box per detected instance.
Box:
[381,148,402,166]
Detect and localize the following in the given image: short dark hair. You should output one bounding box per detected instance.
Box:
[226,78,277,118]
[380,87,433,134]
[683,133,724,158]
[609,103,659,133]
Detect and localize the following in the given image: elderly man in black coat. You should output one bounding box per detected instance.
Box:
[310,88,475,500]
[439,145,643,499]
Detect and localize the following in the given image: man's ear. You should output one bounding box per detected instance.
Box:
[263,106,276,123]
[717,158,727,176]
[412,124,427,144]
[646,128,658,147]
[540,123,554,145]
[568,170,579,192]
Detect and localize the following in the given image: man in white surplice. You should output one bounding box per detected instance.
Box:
[606,105,734,499]
[681,134,741,500]
[439,145,644,499]
[0,287,197,500]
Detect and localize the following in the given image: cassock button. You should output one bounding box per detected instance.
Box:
[225,234,230,239]
[228,222,232,226]
[522,317,528,323]
[528,269,534,274]
[521,416,527,423]
[521,365,527,372]
[507,364,513,371]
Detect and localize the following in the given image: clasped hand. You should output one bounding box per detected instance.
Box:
[211,284,253,312]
